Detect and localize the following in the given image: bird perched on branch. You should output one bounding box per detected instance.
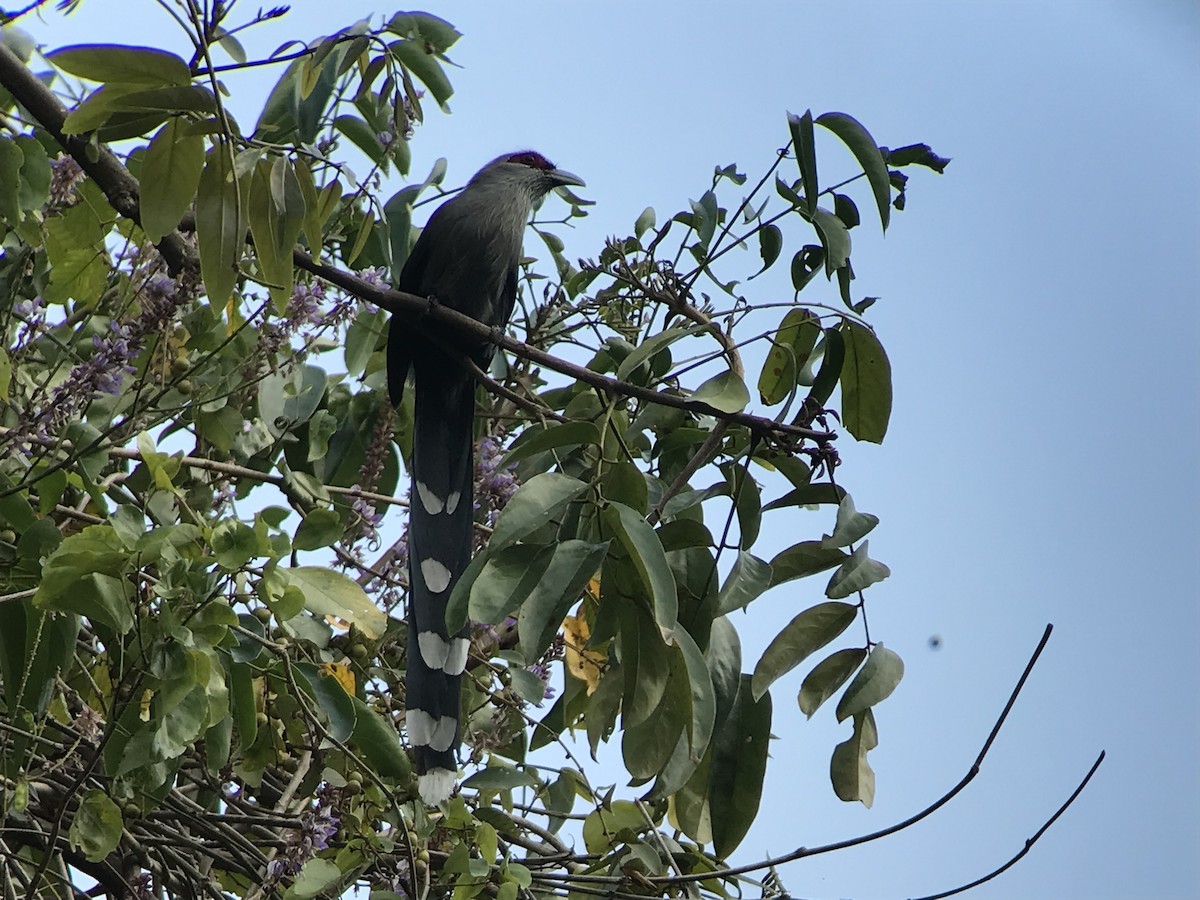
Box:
[387,151,584,805]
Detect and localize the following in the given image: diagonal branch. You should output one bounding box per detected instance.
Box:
[0,40,833,449]
[0,42,194,276]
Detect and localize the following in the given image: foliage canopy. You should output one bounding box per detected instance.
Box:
[0,5,954,898]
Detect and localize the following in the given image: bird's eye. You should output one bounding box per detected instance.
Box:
[506,151,554,170]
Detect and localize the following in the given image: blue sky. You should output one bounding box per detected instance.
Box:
[19,1,1200,898]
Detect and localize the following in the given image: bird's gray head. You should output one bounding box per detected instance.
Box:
[469,150,585,202]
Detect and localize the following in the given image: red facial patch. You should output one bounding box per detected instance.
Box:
[505,151,555,171]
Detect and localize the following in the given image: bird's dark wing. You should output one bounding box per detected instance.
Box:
[386,221,434,406]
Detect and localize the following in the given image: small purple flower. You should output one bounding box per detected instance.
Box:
[526,661,556,703]
[287,281,326,327]
[143,272,178,301]
[267,787,342,882]
[356,267,389,289]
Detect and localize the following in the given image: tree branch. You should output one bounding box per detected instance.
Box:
[0,41,833,451]
[0,42,194,277]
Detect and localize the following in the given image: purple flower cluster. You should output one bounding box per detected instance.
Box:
[474,435,519,540]
[89,321,138,396]
[525,661,556,703]
[287,280,327,328]
[12,295,46,345]
[350,489,384,546]
[267,786,341,880]
[3,275,182,456]
[129,871,154,900]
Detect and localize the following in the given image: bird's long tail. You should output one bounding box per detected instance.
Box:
[406,365,476,804]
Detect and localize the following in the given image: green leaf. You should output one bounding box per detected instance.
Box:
[582,801,643,855]
[840,321,893,443]
[672,626,716,761]
[284,567,386,638]
[334,114,385,165]
[709,674,771,858]
[385,12,462,53]
[622,669,686,779]
[467,544,548,624]
[68,791,123,862]
[691,369,750,414]
[349,696,411,780]
[757,308,820,406]
[195,147,247,304]
[752,222,782,277]
[43,188,112,303]
[35,527,135,634]
[721,462,761,548]
[511,666,549,704]
[825,540,890,599]
[811,207,851,275]
[48,44,191,86]
[153,682,209,758]
[259,365,326,440]
[836,644,903,722]
[292,507,343,551]
[214,26,247,64]
[0,138,21,224]
[294,662,356,742]
[604,502,678,640]
[488,473,589,551]
[751,601,856,701]
[616,324,705,383]
[830,709,877,806]
[140,119,205,241]
[0,476,34,532]
[790,245,824,294]
[656,519,713,551]
[0,604,78,722]
[803,327,844,412]
[14,135,49,211]
[618,601,672,728]
[798,647,866,718]
[58,84,129,134]
[586,665,624,758]
[108,85,216,114]
[462,765,541,791]
[762,481,845,511]
[634,206,656,238]
[834,192,860,228]
[195,405,243,453]
[715,551,772,615]
[787,110,818,216]
[226,657,257,747]
[689,190,719,248]
[503,421,602,467]
[211,519,257,570]
[821,493,879,548]
[248,156,305,309]
[768,540,847,587]
[885,142,951,173]
[287,858,342,900]
[388,39,454,109]
[344,307,388,377]
[517,540,609,662]
[816,112,891,232]
[109,506,145,549]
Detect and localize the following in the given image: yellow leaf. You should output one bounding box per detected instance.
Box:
[562,611,605,696]
[321,661,356,696]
